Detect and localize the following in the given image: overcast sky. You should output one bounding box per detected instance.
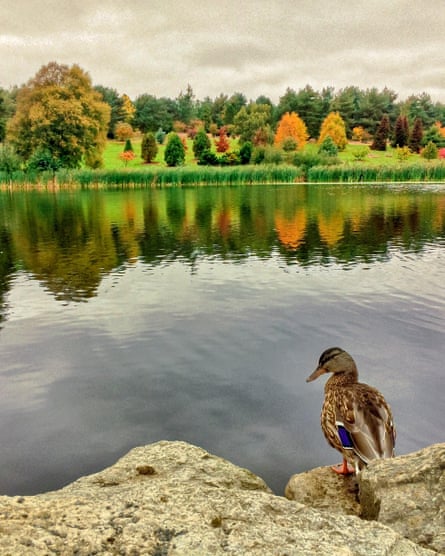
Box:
[1,0,444,103]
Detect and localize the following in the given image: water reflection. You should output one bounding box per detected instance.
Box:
[0,184,444,495]
[0,184,444,307]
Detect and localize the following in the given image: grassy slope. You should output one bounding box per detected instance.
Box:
[104,137,425,171]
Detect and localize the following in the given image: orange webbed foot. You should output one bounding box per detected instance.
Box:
[331,459,355,475]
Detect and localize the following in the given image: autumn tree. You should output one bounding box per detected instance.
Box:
[274,112,308,150]
[371,114,390,151]
[7,62,110,169]
[121,93,135,123]
[215,126,230,152]
[95,85,124,138]
[392,115,409,148]
[141,132,158,163]
[409,117,423,153]
[318,111,348,150]
[115,121,134,141]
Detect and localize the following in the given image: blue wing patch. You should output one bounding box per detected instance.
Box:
[336,421,354,450]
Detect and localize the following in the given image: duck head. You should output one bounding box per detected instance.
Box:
[306,347,358,382]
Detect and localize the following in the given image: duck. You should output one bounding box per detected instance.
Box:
[306,347,395,475]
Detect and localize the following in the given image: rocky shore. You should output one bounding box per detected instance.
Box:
[0,441,443,555]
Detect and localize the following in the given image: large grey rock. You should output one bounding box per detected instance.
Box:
[360,443,445,554]
[285,443,444,554]
[0,441,435,555]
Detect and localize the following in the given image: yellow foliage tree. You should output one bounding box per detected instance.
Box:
[318,111,348,150]
[274,112,308,150]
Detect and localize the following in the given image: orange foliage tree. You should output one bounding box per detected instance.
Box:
[274,112,308,150]
[318,112,348,150]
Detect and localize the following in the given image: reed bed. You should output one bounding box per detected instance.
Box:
[307,163,445,183]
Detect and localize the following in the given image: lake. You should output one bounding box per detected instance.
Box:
[0,182,444,495]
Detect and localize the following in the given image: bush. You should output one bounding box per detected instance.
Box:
[318,136,338,157]
[141,133,158,163]
[164,133,185,166]
[219,151,240,166]
[351,146,370,161]
[198,149,219,166]
[395,146,411,162]
[421,141,438,160]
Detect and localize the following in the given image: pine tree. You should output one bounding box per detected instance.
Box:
[123,139,133,152]
[392,115,409,148]
[141,132,158,163]
[164,133,185,166]
[371,114,390,151]
[193,129,211,159]
[409,118,423,153]
[318,112,348,150]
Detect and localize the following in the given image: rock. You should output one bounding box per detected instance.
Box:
[285,443,444,554]
[360,443,445,554]
[0,441,435,555]
[284,465,361,517]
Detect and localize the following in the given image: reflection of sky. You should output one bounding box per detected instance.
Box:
[0,247,444,495]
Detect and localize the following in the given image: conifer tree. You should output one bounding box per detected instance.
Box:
[371,114,390,151]
[141,132,158,163]
[318,112,348,150]
[193,129,211,159]
[274,112,308,150]
[409,118,423,153]
[164,133,185,166]
[392,115,409,148]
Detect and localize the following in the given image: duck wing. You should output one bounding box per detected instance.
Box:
[335,383,395,465]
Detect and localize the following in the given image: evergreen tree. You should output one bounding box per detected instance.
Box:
[123,139,133,152]
[409,118,423,153]
[141,132,158,163]
[392,115,409,148]
[164,133,185,166]
[371,114,390,151]
[421,141,438,160]
[193,129,211,159]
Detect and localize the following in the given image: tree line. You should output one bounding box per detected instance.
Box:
[1,62,445,172]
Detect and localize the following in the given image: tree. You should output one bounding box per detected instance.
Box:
[392,115,409,148]
[115,121,134,141]
[123,139,133,152]
[0,145,21,180]
[141,132,158,163]
[164,133,185,166]
[233,103,272,144]
[239,141,253,164]
[318,111,348,150]
[119,150,135,167]
[176,84,195,125]
[7,62,110,169]
[409,118,423,153]
[371,114,390,151]
[276,85,328,138]
[274,112,308,150]
[193,129,211,159]
[95,85,124,138]
[121,93,135,123]
[215,126,230,153]
[133,94,177,133]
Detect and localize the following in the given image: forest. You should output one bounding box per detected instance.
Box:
[1,61,445,179]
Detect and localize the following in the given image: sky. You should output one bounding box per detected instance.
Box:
[1,0,445,103]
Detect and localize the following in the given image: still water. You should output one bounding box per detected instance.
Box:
[0,183,444,495]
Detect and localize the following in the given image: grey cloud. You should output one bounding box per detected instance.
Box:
[1,0,445,101]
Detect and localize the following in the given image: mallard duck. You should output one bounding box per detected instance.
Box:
[306,347,395,475]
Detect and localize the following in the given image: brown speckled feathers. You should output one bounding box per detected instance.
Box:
[307,347,395,472]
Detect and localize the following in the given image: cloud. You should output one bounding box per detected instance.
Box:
[1,0,445,102]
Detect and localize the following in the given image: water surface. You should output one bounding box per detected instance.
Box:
[0,183,444,494]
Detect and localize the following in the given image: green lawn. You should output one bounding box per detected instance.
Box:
[104,137,425,171]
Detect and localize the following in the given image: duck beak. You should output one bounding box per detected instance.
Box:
[306,366,327,382]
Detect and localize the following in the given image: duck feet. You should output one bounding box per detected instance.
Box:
[331,459,355,475]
